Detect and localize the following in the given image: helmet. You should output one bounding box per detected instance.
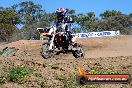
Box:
[56,8,67,14]
[61,8,67,13]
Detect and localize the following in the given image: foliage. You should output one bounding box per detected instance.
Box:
[100,10,122,19]
[0,8,20,25]
[0,23,19,41]
[76,12,98,31]
[8,66,33,84]
[11,1,43,25]
[0,1,132,42]
[10,1,50,40]
[0,49,3,55]
[0,7,20,41]
[75,10,132,33]
[0,66,33,84]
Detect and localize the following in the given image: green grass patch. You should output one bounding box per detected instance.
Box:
[0,50,3,55]
[8,66,33,84]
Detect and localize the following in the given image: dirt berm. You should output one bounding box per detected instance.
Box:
[0,35,132,88]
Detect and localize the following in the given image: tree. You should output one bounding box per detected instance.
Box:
[0,8,20,25]
[100,10,122,19]
[67,9,76,15]
[76,12,98,32]
[0,7,20,41]
[11,1,48,25]
[0,23,19,41]
[98,14,132,34]
[10,1,50,39]
[99,10,132,34]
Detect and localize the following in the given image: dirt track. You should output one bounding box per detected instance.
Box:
[0,35,132,88]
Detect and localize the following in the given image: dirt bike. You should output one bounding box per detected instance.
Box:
[40,25,84,59]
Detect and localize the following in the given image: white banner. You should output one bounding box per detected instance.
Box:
[73,30,120,38]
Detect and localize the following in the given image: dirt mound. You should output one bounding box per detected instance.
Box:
[0,35,132,88]
[76,35,132,58]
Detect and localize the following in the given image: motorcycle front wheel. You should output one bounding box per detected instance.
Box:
[41,42,55,59]
[72,43,85,58]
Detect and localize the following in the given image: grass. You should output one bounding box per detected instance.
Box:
[64,75,98,88]
[63,63,119,88]
[8,65,33,84]
[0,66,49,87]
[34,72,43,78]
[0,65,33,84]
[55,74,66,81]
[0,75,7,84]
[64,75,77,88]
[33,70,49,88]
[49,64,59,69]
[86,62,119,74]
[0,50,3,55]
[37,79,48,88]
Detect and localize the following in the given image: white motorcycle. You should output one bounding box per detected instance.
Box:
[40,25,84,59]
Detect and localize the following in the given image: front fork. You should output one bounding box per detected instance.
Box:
[49,33,56,50]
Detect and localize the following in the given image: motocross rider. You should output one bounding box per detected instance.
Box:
[56,8,73,44]
[56,8,67,26]
[41,8,73,44]
[41,8,67,36]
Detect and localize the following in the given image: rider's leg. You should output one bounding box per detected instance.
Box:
[66,31,73,44]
